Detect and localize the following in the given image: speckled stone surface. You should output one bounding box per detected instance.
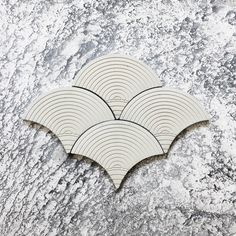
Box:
[0,0,236,235]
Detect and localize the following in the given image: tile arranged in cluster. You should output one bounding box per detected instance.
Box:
[23,54,209,188]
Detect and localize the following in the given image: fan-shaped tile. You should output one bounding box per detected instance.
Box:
[70,120,164,188]
[120,88,210,152]
[23,87,115,152]
[73,54,162,118]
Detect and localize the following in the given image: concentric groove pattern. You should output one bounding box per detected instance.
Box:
[71,120,164,188]
[23,87,115,152]
[120,88,209,152]
[23,54,210,189]
[73,54,162,118]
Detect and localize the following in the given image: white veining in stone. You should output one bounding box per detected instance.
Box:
[0,0,236,235]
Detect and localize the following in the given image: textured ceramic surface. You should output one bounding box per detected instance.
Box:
[1,0,236,235]
[73,54,162,118]
[23,55,208,188]
[23,87,115,152]
[71,120,164,188]
[120,87,210,152]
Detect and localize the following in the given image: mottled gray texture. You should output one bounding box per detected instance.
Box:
[0,0,236,235]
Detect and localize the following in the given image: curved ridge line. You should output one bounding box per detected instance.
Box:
[80,63,156,82]
[119,87,208,119]
[74,54,160,84]
[70,119,165,155]
[83,70,158,94]
[29,101,108,126]
[119,119,165,154]
[23,87,115,120]
[122,94,206,121]
[118,86,162,119]
[71,86,116,120]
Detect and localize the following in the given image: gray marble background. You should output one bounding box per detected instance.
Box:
[0,0,236,235]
